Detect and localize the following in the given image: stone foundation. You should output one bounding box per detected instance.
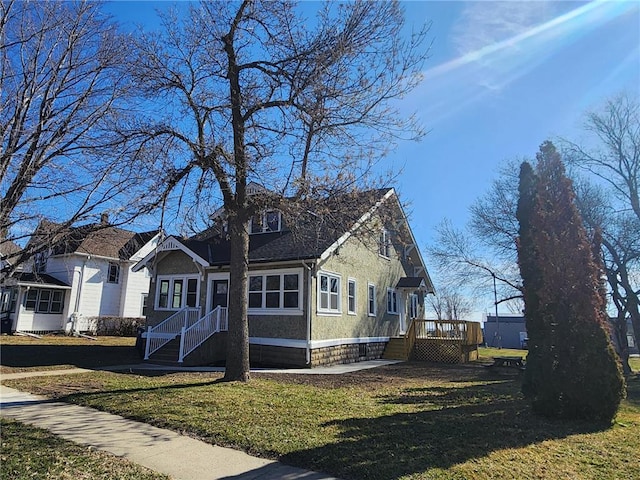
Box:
[310,341,386,367]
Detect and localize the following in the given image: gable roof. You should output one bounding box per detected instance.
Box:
[174,188,394,266]
[31,220,159,261]
[0,240,21,262]
[134,188,432,292]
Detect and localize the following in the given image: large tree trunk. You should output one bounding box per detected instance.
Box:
[223,212,251,382]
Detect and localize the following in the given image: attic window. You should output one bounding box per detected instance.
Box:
[379,229,391,258]
[250,210,281,234]
[34,252,47,273]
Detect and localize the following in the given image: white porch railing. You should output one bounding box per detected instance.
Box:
[144,307,201,360]
[178,307,228,363]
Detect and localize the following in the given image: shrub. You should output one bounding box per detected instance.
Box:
[87,316,144,337]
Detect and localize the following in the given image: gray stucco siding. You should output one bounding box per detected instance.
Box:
[249,314,307,339]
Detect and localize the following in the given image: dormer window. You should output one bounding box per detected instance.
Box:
[34,252,47,273]
[250,210,281,234]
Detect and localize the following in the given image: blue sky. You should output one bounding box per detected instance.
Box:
[106,1,639,317]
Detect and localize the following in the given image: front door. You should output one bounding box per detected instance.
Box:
[210,279,229,311]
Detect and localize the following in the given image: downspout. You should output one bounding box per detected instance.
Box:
[302,260,315,365]
[72,255,89,333]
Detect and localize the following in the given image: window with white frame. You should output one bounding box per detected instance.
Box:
[24,289,64,314]
[387,288,398,314]
[367,283,376,316]
[347,279,356,314]
[107,262,120,283]
[141,294,149,317]
[250,210,282,234]
[409,293,419,319]
[156,275,199,310]
[248,270,301,311]
[318,272,341,313]
[379,229,391,258]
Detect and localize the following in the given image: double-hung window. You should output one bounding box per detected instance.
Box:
[387,288,398,314]
[347,279,356,314]
[156,276,199,310]
[24,289,64,314]
[367,284,376,316]
[318,272,341,313]
[247,269,301,313]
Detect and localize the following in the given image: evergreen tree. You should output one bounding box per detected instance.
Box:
[517,141,625,421]
[516,161,543,398]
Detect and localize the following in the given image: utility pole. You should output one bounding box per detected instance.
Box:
[493,272,501,349]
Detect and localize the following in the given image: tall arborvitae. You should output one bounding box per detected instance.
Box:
[516,161,543,398]
[516,141,625,422]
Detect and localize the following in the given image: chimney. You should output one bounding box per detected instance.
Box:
[100,213,109,225]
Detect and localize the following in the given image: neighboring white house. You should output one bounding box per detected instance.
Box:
[1,220,160,333]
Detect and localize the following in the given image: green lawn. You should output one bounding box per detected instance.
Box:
[4,361,639,480]
[0,418,169,480]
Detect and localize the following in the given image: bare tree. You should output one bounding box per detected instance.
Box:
[427,286,473,320]
[0,0,152,275]
[131,0,430,381]
[562,93,640,371]
[428,161,526,309]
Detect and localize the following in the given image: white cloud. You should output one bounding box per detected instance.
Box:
[453,1,556,58]
[451,1,558,89]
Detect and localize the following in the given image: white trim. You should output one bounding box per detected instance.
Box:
[386,288,398,315]
[206,272,230,313]
[378,229,391,259]
[133,235,208,272]
[389,194,435,294]
[249,336,391,349]
[247,267,303,314]
[155,274,200,310]
[367,283,377,317]
[317,270,342,314]
[249,337,307,348]
[319,188,395,262]
[347,278,357,315]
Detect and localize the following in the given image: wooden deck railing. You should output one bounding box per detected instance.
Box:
[412,319,483,345]
[408,319,483,363]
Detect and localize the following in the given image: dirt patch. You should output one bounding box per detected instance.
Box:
[253,361,487,390]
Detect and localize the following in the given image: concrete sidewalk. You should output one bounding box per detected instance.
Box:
[0,367,354,480]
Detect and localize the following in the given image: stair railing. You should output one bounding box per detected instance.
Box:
[178,306,228,363]
[144,307,201,359]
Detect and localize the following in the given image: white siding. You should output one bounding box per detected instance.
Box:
[120,265,151,317]
[14,289,66,332]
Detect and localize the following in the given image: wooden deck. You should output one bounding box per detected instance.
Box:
[383,319,483,363]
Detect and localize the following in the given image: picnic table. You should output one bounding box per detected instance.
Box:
[485,355,525,370]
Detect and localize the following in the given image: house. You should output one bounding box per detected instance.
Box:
[1,219,160,334]
[134,187,435,367]
[1,240,22,333]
